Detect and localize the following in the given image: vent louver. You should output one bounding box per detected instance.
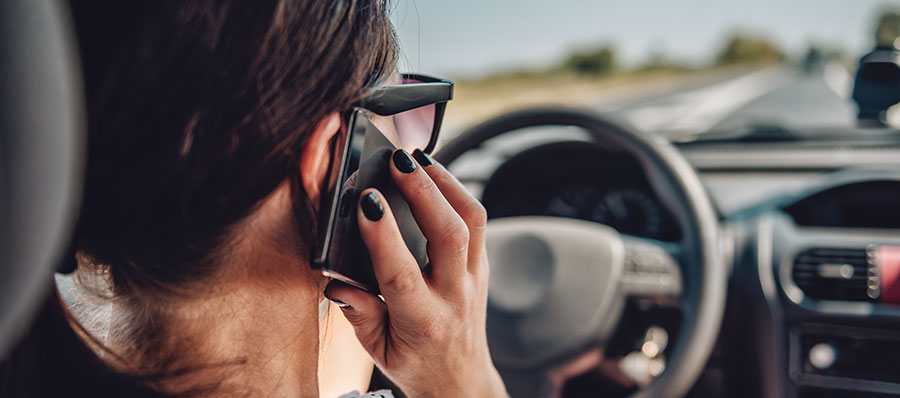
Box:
[792,248,876,302]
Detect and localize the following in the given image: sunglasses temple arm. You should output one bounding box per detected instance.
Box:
[424,102,447,154]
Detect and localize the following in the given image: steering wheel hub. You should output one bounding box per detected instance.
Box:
[486,217,625,368]
[487,233,555,312]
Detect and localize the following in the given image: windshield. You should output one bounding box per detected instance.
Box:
[390,0,900,142]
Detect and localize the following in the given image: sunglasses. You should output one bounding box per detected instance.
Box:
[356,73,453,154]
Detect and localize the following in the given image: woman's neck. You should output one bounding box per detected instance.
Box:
[73,185,326,396]
[95,249,323,396]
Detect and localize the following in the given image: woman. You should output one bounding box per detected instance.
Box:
[0,0,507,396]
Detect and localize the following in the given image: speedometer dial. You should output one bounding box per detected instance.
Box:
[543,185,602,219]
[542,185,666,239]
[590,188,664,239]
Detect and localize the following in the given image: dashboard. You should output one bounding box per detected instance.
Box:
[784,181,900,229]
[446,128,900,398]
[729,170,900,398]
[480,141,680,241]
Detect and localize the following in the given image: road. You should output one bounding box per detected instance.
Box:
[441,63,862,145]
[598,63,858,141]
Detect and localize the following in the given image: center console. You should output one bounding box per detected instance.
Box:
[763,209,900,398]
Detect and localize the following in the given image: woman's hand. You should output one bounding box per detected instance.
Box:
[325,149,508,398]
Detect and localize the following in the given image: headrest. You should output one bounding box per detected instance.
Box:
[0,0,84,359]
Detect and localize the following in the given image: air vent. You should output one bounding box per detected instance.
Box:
[792,248,876,302]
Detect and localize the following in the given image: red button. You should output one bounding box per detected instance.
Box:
[877,246,900,303]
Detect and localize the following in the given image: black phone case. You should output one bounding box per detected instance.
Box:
[324,116,428,294]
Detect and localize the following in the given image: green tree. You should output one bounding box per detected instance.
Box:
[562,46,617,76]
[715,33,782,66]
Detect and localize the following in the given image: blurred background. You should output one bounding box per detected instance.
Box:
[389,0,900,141]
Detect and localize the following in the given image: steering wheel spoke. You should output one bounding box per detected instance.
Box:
[620,236,683,300]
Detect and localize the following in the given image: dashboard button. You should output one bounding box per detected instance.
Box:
[808,342,837,370]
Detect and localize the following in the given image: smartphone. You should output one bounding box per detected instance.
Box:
[312,109,428,294]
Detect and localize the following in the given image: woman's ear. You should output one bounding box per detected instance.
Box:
[300,113,342,208]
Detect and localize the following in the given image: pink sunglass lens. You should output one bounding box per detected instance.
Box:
[392,77,435,151]
[393,104,435,151]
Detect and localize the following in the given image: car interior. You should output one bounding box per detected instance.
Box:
[4,1,900,397]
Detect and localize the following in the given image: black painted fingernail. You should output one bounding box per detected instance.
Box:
[324,281,352,308]
[329,298,350,308]
[392,149,416,173]
[361,191,384,221]
[412,149,434,167]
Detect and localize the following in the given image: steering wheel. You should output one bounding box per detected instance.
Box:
[434,107,726,398]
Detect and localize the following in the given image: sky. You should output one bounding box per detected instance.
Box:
[389,0,900,79]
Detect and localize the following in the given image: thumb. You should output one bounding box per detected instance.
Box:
[325,280,387,358]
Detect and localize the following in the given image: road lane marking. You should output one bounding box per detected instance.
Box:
[823,61,852,99]
[621,66,790,137]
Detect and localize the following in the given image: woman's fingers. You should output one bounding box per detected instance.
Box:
[324,280,387,359]
[389,150,469,284]
[414,150,489,272]
[344,154,508,398]
[356,189,432,316]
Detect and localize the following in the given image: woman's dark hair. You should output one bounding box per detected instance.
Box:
[74,0,397,298]
[0,0,397,396]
